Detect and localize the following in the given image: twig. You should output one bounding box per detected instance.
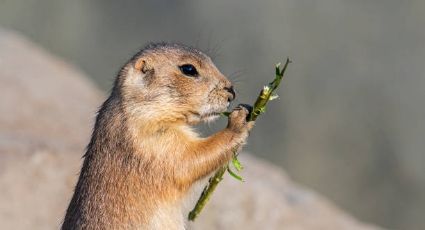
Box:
[188,58,291,221]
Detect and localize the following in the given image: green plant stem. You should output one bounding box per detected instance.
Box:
[188,166,226,221]
[188,58,291,221]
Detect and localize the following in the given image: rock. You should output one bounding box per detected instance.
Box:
[0,28,102,230]
[0,29,381,230]
[187,154,380,230]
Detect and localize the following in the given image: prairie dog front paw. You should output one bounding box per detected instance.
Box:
[227,104,255,144]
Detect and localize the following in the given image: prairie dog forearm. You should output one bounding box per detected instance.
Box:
[176,106,253,186]
[177,129,235,185]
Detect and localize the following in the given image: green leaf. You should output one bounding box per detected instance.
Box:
[232,155,243,171]
[221,111,231,117]
[227,166,244,182]
[275,63,281,76]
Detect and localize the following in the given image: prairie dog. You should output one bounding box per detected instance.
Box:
[62,43,254,229]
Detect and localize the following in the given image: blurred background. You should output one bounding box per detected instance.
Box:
[1,0,424,229]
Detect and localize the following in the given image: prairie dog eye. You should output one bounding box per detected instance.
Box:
[179,64,198,77]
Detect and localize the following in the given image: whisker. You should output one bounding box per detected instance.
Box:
[228,70,246,83]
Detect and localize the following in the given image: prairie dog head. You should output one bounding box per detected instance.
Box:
[117,43,235,125]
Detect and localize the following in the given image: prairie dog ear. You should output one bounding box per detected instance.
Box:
[134,58,154,74]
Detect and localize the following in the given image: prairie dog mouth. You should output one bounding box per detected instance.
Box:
[199,101,231,122]
[200,111,227,123]
[200,112,221,119]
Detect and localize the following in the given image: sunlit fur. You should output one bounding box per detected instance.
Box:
[62,43,253,230]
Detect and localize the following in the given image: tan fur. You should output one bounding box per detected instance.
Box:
[62,43,253,230]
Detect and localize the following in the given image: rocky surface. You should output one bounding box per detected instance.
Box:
[0,29,381,230]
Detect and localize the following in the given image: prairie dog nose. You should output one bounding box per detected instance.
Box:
[224,86,236,102]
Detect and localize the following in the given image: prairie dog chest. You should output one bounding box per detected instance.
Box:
[148,202,186,230]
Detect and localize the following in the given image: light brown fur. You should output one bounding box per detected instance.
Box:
[62,43,253,230]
